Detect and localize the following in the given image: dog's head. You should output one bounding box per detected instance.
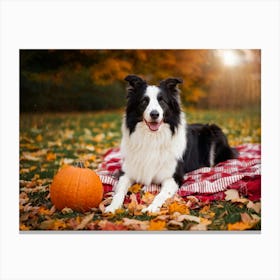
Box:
[124,74,183,134]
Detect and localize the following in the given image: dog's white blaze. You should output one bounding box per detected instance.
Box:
[209,142,216,167]
[143,85,163,122]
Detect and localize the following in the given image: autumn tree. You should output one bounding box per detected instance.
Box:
[20,49,260,112]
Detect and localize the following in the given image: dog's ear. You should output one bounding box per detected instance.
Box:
[159,78,183,92]
[124,75,146,89]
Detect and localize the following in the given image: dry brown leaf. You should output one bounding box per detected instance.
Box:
[176,214,200,223]
[75,213,94,230]
[122,218,149,230]
[167,220,184,229]
[127,193,138,213]
[240,212,252,224]
[39,220,55,230]
[190,224,208,231]
[247,201,261,214]
[61,207,73,214]
[99,197,113,213]
[225,189,240,201]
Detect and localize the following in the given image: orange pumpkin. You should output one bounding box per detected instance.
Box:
[50,163,103,212]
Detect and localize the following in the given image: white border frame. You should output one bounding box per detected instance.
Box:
[1,1,279,279]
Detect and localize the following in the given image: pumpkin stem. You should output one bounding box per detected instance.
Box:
[74,161,85,168]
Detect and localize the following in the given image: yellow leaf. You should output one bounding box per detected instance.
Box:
[53,219,67,230]
[199,205,210,214]
[38,206,53,215]
[36,134,43,142]
[168,201,190,215]
[128,184,142,193]
[199,217,212,225]
[30,166,37,171]
[148,219,166,231]
[92,133,104,142]
[115,208,125,215]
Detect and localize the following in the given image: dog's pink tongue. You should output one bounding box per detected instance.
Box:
[147,122,161,131]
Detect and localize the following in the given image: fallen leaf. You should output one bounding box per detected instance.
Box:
[148,219,166,231]
[128,184,142,193]
[168,201,190,215]
[240,212,252,224]
[75,213,94,230]
[141,192,155,204]
[122,218,149,230]
[61,207,73,214]
[247,201,261,214]
[167,220,183,229]
[36,134,43,142]
[225,189,240,201]
[99,197,113,213]
[20,224,30,230]
[199,217,212,225]
[227,222,252,231]
[39,220,55,230]
[38,206,53,215]
[176,214,200,223]
[127,193,139,214]
[98,220,127,230]
[92,133,104,142]
[46,152,56,161]
[21,152,41,162]
[190,224,208,231]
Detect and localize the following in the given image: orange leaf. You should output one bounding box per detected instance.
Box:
[227,222,252,231]
[46,152,56,161]
[128,184,142,193]
[168,201,190,215]
[20,224,30,231]
[36,134,43,142]
[148,219,166,231]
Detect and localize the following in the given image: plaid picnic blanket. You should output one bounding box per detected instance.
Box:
[97,143,261,202]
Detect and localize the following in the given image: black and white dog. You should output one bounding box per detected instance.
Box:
[105,75,237,213]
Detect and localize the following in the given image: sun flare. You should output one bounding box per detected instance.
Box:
[221,50,240,66]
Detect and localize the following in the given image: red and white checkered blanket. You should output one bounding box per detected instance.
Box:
[97,143,261,202]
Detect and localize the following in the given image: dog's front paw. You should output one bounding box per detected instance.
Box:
[142,204,161,214]
[104,202,122,214]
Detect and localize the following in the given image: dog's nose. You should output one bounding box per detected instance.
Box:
[150,110,159,120]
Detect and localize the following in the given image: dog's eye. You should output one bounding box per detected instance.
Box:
[141,98,149,106]
[158,96,166,104]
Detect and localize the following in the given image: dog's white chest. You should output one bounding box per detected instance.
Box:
[120,119,186,186]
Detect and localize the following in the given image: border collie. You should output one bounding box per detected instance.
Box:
[105,75,237,213]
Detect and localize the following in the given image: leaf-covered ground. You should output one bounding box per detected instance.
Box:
[20,108,261,231]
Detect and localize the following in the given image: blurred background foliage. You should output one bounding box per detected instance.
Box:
[20,49,261,112]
